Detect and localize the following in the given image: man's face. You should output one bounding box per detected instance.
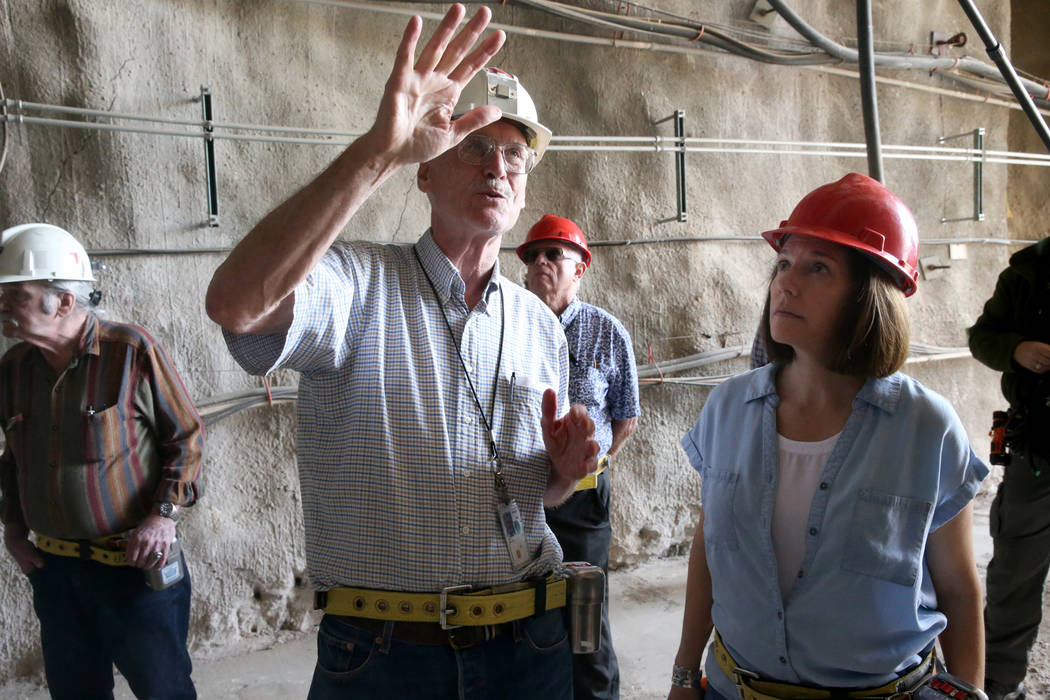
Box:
[418,121,529,239]
[0,282,57,342]
[523,242,585,306]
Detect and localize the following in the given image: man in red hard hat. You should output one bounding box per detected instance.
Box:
[520,214,641,700]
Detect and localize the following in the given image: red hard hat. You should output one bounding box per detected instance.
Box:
[761,173,920,296]
[517,214,592,268]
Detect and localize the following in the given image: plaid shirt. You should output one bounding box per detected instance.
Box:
[224,232,569,592]
[0,315,204,539]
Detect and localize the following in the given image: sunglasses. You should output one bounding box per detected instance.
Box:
[522,247,582,265]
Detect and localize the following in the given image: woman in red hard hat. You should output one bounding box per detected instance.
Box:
[669,174,988,699]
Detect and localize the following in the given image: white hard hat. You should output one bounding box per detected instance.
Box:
[454,67,553,164]
[0,223,96,284]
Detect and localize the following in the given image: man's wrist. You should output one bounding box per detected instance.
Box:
[153,502,180,522]
[671,663,703,689]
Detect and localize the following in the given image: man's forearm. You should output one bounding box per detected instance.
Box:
[206,131,403,334]
[607,416,638,458]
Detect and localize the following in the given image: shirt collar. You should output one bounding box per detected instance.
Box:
[559,297,582,327]
[78,314,101,358]
[743,363,902,415]
[414,229,502,307]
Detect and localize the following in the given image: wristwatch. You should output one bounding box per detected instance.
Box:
[157,502,180,522]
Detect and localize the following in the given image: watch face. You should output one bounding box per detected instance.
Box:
[159,502,175,518]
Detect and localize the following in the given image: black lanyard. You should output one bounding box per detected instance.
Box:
[413,247,512,500]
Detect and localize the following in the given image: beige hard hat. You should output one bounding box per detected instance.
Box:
[0,223,96,284]
[454,67,553,163]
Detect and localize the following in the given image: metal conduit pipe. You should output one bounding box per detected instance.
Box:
[10,106,1050,166]
[855,0,883,182]
[954,0,1050,153]
[765,0,1050,105]
[288,0,1050,108]
[81,235,1039,260]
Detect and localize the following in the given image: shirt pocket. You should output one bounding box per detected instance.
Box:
[842,488,932,586]
[83,405,123,466]
[498,383,548,484]
[701,468,740,552]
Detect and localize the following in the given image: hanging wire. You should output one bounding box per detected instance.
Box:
[0,80,9,176]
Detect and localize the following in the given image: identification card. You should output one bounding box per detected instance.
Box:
[497,499,529,570]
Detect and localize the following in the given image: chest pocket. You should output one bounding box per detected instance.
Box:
[700,468,740,552]
[83,405,124,465]
[497,381,547,479]
[842,488,932,587]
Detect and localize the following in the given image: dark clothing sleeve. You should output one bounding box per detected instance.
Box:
[968,266,1027,374]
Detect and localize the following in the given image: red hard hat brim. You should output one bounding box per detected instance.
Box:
[762,225,918,297]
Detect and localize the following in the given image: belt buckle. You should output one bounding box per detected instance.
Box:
[439,584,471,630]
[732,665,760,688]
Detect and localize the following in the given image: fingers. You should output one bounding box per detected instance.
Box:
[435,7,494,77]
[414,4,467,76]
[541,387,558,432]
[448,27,505,85]
[450,105,503,143]
[389,15,424,89]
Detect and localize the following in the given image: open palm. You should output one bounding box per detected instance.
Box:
[369,4,506,167]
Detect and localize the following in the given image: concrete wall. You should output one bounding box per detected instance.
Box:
[1,0,1047,682]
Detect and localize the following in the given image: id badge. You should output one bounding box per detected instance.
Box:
[497,499,529,570]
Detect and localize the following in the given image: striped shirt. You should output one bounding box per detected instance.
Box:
[223,231,570,592]
[560,298,640,457]
[0,315,204,539]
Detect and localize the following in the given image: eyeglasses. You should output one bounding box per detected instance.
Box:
[522,247,582,265]
[456,134,537,175]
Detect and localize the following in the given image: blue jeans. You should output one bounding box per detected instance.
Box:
[28,551,195,700]
[307,607,573,700]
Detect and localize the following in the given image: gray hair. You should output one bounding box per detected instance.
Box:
[41,280,101,315]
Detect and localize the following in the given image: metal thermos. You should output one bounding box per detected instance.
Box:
[144,537,184,591]
[563,562,605,654]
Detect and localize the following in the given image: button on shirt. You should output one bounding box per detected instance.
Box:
[223,232,569,592]
[560,298,640,457]
[0,316,204,539]
[680,364,988,696]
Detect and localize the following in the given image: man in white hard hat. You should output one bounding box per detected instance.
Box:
[520,214,640,700]
[0,223,204,699]
[206,5,596,698]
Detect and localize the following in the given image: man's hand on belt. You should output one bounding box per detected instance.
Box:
[3,525,43,574]
[127,515,175,569]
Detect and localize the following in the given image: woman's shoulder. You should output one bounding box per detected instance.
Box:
[876,372,962,425]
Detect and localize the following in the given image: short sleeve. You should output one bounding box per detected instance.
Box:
[223,244,363,376]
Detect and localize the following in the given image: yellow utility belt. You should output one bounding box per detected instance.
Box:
[712,632,935,700]
[316,575,567,628]
[35,534,129,566]
[574,455,610,491]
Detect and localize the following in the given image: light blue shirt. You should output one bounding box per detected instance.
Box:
[681,364,988,695]
[224,232,569,592]
[560,298,640,457]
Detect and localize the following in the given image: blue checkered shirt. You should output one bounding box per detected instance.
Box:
[223,231,569,591]
[560,298,640,457]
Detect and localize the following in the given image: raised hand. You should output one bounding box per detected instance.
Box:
[541,389,599,499]
[367,4,506,168]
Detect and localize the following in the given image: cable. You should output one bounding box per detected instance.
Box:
[0,81,9,177]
